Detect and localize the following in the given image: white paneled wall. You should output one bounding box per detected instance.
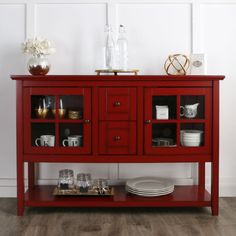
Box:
[0,0,235,197]
[0,4,25,196]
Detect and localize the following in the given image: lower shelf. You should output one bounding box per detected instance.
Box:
[25,185,211,208]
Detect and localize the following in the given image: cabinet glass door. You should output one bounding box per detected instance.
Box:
[144,88,211,155]
[24,88,91,154]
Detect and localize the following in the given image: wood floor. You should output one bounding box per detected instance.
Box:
[0,198,236,236]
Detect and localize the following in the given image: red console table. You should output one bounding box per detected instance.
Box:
[11,75,224,216]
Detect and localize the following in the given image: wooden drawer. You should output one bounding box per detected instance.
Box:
[99,121,136,154]
[99,88,136,120]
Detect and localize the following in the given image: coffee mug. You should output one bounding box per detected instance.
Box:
[62,135,83,147]
[35,135,55,147]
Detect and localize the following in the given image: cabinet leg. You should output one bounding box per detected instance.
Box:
[17,201,24,216]
[17,161,25,216]
[211,161,219,216]
[198,163,205,189]
[211,204,219,216]
[28,163,35,187]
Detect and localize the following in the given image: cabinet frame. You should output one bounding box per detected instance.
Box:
[11,75,224,216]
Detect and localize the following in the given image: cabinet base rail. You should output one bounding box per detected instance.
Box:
[16,185,217,216]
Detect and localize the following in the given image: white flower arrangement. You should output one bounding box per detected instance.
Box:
[21,37,56,57]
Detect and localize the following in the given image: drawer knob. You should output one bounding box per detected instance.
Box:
[145,120,151,124]
[114,101,121,107]
[84,119,90,124]
[114,136,121,141]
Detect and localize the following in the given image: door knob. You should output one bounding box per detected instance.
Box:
[84,119,90,124]
[145,120,151,124]
[114,101,121,107]
[114,136,121,141]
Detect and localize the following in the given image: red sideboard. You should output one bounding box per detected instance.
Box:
[11,75,225,216]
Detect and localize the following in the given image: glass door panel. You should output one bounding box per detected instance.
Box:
[180,123,205,147]
[152,123,177,147]
[31,123,55,147]
[24,87,91,154]
[31,95,55,119]
[144,87,211,155]
[58,95,83,120]
[59,123,84,147]
[152,96,177,120]
[180,95,205,119]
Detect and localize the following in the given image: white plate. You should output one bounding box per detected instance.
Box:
[125,185,174,194]
[126,186,174,195]
[126,177,174,192]
[126,187,174,197]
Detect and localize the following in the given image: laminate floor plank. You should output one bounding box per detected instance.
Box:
[0,198,236,236]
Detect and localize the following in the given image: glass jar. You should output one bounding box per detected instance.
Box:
[76,173,92,193]
[93,179,109,195]
[58,169,74,190]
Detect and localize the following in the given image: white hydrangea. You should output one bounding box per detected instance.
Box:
[21,37,56,57]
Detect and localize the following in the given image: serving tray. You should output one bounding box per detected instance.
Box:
[53,187,114,196]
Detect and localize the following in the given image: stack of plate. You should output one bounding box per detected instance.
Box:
[126,177,174,197]
[181,130,203,147]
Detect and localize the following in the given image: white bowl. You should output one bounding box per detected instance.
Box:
[182,141,201,147]
[182,136,201,141]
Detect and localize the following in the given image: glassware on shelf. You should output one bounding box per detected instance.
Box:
[35,98,48,119]
[58,169,74,190]
[52,98,66,119]
[152,138,174,147]
[93,179,109,195]
[76,173,92,193]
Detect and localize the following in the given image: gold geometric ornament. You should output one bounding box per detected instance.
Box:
[164,54,190,75]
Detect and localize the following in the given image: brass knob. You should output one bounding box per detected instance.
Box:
[145,120,151,124]
[84,119,90,124]
[114,101,121,107]
[114,136,121,141]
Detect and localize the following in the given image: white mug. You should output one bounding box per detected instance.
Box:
[35,135,55,147]
[62,135,83,147]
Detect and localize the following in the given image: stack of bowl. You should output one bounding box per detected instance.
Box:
[180,130,203,147]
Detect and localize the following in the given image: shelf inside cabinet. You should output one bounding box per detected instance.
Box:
[25,185,211,207]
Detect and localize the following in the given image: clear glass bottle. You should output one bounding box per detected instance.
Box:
[117,24,128,70]
[104,25,115,70]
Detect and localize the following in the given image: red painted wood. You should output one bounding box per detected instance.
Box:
[211,81,220,216]
[99,121,136,154]
[92,87,99,155]
[99,87,136,121]
[137,87,143,155]
[11,75,224,215]
[199,163,205,189]
[11,75,225,81]
[16,81,25,216]
[28,163,35,188]
[24,154,212,163]
[24,185,211,207]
